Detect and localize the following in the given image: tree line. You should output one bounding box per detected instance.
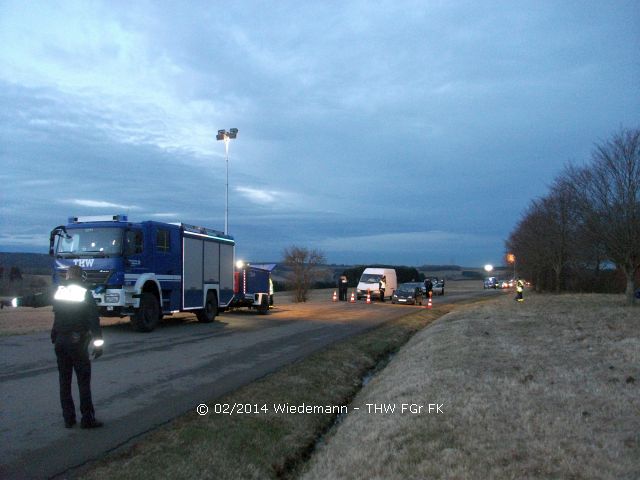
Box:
[506,128,639,305]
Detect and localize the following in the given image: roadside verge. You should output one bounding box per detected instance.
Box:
[301,293,640,479]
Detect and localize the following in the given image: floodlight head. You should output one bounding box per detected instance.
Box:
[216,130,226,141]
[229,128,238,139]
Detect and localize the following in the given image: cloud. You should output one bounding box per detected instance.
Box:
[235,186,289,205]
[148,212,180,218]
[315,231,478,252]
[0,233,48,247]
[62,199,140,210]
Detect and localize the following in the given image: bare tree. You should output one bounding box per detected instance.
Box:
[566,128,640,305]
[542,178,582,292]
[282,245,326,302]
[507,200,555,291]
[507,176,585,293]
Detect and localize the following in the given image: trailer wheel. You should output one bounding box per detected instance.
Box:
[197,292,218,323]
[257,295,269,315]
[131,292,160,332]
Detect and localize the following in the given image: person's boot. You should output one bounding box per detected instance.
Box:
[64,418,77,428]
[81,417,104,429]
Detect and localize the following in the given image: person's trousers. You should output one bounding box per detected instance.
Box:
[54,333,95,423]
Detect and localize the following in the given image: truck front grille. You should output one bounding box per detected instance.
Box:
[83,270,113,285]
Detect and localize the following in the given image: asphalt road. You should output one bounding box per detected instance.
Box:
[0,286,500,479]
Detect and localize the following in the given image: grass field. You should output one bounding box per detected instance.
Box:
[301,293,639,479]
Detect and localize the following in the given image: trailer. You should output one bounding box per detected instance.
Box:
[49,215,235,331]
[229,263,274,314]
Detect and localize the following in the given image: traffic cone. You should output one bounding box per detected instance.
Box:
[366,290,371,304]
[427,297,433,309]
[350,291,356,303]
[332,290,338,302]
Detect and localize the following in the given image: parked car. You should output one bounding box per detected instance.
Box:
[392,283,424,305]
[421,277,444,296]
[484,277,498,289]
[432,278,445,296]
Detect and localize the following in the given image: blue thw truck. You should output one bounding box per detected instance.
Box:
[49,215,237,331]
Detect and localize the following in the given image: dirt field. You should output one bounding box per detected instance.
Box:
[0,280,485,336]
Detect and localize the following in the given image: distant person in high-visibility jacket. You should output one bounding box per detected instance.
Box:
[516,279,524,302]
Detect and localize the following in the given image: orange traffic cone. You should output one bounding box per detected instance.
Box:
[350,291,356,303]
[427,297,432,309]
[332,290,337,302]
[366,290,371,304]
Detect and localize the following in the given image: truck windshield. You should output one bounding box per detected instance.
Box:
[360,274,382,284]
[56,227,124,257]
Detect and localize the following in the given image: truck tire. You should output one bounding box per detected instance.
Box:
[197,292,218,323]
[131,292,160,332]
[257,294,269,315]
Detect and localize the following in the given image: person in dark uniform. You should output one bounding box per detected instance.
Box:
[52,265,104,428]
[379,275,386,302]
[424,278,433,298]
[339,273,348,301]
[8,266,105,428]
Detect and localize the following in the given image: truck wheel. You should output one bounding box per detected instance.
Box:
[257,295,269,315]
[131,292,160,332]
[197,292,218,323]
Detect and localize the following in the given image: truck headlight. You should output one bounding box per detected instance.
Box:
[105,294,120,303]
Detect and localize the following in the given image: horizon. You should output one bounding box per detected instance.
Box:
[0,249,512,271]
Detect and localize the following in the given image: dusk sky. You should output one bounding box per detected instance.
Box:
[1,1,638,266]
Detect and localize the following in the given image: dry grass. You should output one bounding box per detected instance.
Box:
[301,293,640,480]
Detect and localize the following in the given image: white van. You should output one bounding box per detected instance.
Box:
[356,268,397,300]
